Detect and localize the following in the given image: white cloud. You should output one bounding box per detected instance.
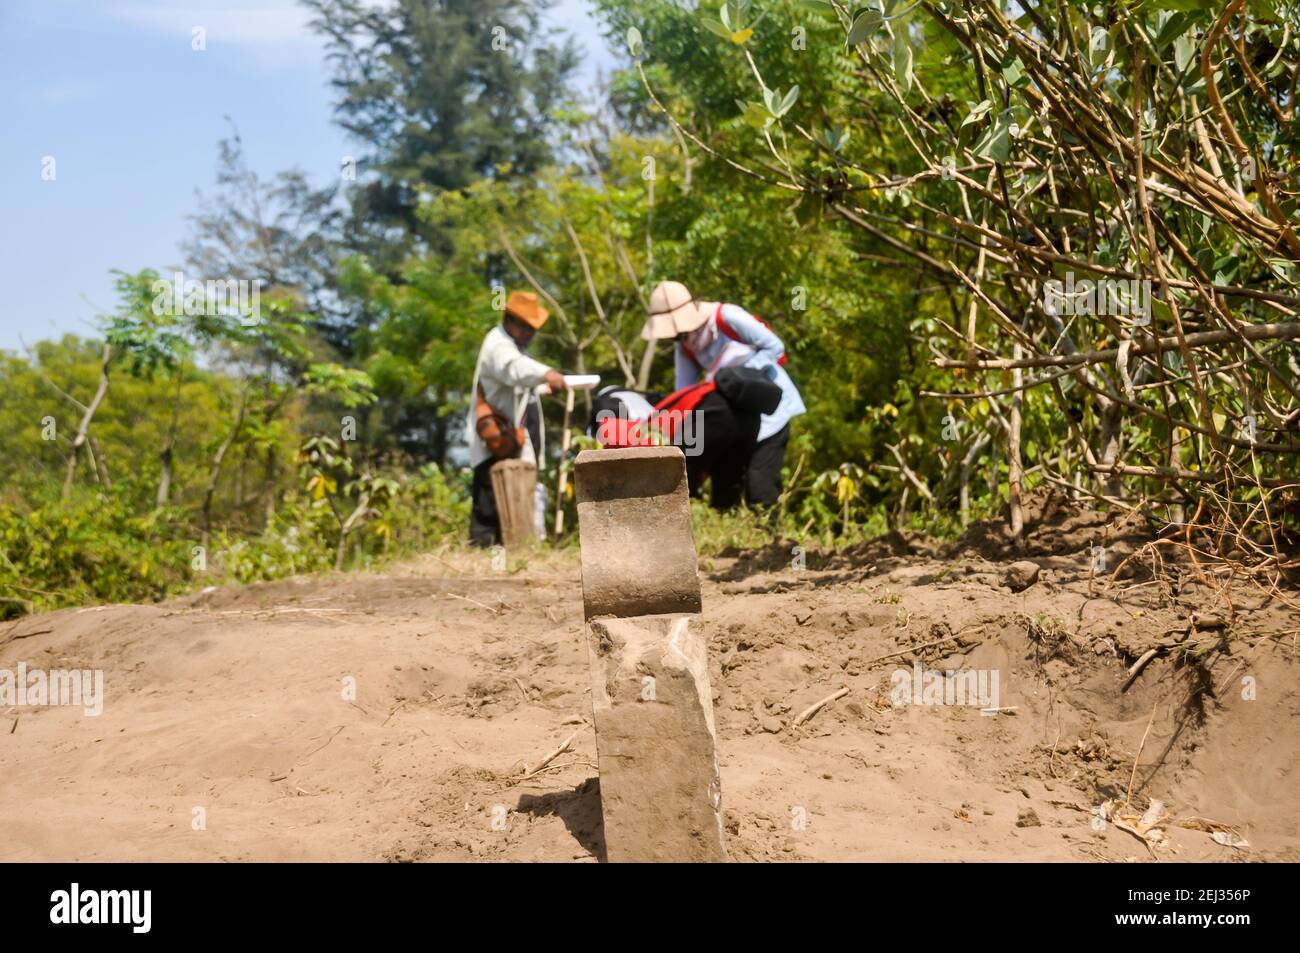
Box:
[29,80,100,107]
[107,1,324,67]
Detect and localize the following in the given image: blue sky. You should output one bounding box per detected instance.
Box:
[0,0,614,353]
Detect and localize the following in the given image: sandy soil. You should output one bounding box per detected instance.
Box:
[2,505,1297,862]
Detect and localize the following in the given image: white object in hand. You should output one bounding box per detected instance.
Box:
[563,374,601,390]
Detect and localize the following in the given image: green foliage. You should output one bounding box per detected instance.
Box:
[16,0,1299,617]
[334,254,490,460]
[0,335,240,502]
[594,0,1300,546]
[0,489,194,613]
[213,465,469,585]
[303,364,378,409]
[0,448,469,616]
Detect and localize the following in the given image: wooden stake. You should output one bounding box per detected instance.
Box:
[554,387,576,538]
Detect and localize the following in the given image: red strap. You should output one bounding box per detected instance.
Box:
[655,380,717,414]
[652,380,714,440]
[714,303,737,341]
[716,306,788,367]
[596,381,718,448]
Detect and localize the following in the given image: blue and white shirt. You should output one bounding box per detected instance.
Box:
[674,303,805,442]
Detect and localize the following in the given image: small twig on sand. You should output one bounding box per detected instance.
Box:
[793,687,849,727]
[382,701,405,726]
[510,732,577,781]
[1126,700,1160,807]
[210,608,356,616]
[513,678,531,704]
[1212,656,1249,699]
[1122,648,1161,693]
[446,592,501,615]
[512,759,597,783]
[433,556,467,576]
[298,726,345,765]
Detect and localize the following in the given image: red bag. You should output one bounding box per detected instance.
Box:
[475,385,525,460]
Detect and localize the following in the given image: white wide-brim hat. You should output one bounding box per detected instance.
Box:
[640,280,713,341]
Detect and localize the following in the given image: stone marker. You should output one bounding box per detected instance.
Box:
[574,446,701,620]
[587,614,726,862]
[574,446,726,862]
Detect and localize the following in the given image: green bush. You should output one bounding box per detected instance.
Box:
[0,488,193,614]
[0,465,471,616]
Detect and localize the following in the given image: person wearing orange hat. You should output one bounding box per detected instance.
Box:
[641,280,805,506]
[467,291,567,546]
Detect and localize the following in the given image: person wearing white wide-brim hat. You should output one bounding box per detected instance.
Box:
[641,280,806,506]
[640,280,715,340]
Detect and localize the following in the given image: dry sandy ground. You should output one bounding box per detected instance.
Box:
[2,511,1298,862]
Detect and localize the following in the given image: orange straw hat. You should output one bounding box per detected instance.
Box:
[505,291,549,329]
[640,280,713,340]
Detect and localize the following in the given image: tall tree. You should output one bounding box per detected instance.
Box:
[183,126,347,353]
[304,0,581,270]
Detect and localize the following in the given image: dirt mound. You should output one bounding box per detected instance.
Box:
[2,539,1296,862]
[945,487,1153,561]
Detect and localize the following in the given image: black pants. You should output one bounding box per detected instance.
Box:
[469,458,500,547]
[679,392,760,511]
[744,423,790,507]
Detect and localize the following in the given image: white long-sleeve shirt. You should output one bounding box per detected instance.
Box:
[674,303,805,442]
[466,324,551,468]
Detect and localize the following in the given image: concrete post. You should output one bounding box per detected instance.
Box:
[574,447,726,862]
